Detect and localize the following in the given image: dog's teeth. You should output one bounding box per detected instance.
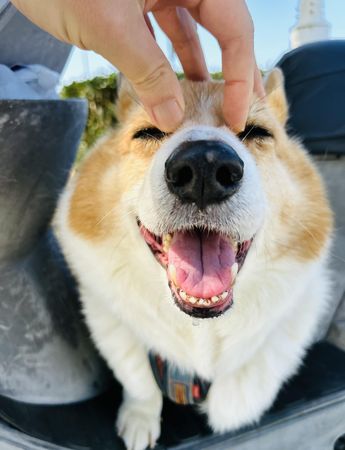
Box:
[198,298,211,306]
[179,290,187,301]
[204,299,211,306]
[163,234,172,252]
[231,263,239,280]
[180,293,226,306]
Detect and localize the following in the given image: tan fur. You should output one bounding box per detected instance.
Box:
[115,76,139,123]
[265,68,288,124]
[69,75,332,261]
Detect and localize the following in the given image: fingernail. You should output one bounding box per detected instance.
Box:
[151,99,184,132]
[232,123,245,134]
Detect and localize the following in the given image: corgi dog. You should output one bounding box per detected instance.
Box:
[54,69,333,450]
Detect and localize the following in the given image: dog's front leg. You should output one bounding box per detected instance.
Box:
[83,298,162,450]
[203,326,309,433]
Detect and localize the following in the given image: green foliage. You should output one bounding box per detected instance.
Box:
[61,73,118,162]
[177,72,223,80]
[211,72,223,80]
[61,72,224,162]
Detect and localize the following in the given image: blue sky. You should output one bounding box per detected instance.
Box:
[61,0,345,84]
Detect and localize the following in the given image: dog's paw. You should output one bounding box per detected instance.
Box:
[116,395,162,450]
[202,375,270,433]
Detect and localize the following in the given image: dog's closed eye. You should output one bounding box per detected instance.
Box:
[238,125,273,142]
[133,127,168,140]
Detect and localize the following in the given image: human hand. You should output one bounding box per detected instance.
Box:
[10,0,263,132]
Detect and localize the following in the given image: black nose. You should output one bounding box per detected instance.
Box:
[165,140,244,209]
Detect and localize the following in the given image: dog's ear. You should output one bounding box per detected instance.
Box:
[116,74,139,122]
[264,68,288,125]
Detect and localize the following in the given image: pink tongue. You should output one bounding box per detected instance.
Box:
[167,231,235,298]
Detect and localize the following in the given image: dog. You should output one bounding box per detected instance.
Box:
[54,69,333,450]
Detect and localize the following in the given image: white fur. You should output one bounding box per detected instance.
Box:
[54,122,331,450]
[138,125,266,241]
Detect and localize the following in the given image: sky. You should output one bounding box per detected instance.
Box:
[61,0,345,85]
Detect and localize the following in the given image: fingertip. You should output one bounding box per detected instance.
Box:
[149,97,185,132]
[223,82,250,133]
[232,122,246,134]
[223,104,247,133]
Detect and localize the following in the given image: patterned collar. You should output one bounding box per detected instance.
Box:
[149,353,211,405]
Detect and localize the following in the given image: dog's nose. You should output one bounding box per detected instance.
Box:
[165,140,244,209]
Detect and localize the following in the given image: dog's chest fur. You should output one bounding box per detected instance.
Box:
[57,186,329,383]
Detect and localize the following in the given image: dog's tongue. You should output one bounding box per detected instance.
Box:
[168,231,235,298]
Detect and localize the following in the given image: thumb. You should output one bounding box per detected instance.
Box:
[97,9,184,131]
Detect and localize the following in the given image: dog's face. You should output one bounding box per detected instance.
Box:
[69,70,332,320]
[133,88,270,319]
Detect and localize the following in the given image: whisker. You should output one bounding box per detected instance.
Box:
[240,125,255,142]
[126,88,145,110]
[96,205,118,226]
[111,263,128,277]
[142,133,160,142]
[109,232,128,264]
[328,252,345,265]
[285,216,319,244]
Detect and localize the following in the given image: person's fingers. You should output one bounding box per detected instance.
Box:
[89,3,184,132]
[194,0,255,132]
[10,0,73,43]
[12,0,257,132]
[154,7,209,81]
[221,36,254,132]
[144,13,156,38]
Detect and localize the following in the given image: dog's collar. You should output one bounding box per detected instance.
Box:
[149,353,210,405]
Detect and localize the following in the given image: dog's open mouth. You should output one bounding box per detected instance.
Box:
[139,222,252,318]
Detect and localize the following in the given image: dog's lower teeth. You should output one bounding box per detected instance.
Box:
[177,290,230,306]
[179,290,187,300]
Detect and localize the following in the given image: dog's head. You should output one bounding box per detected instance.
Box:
[69,70,332,319]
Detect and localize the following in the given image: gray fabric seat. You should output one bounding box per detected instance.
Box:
[277,40,345,349]
[317,159,345,351]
